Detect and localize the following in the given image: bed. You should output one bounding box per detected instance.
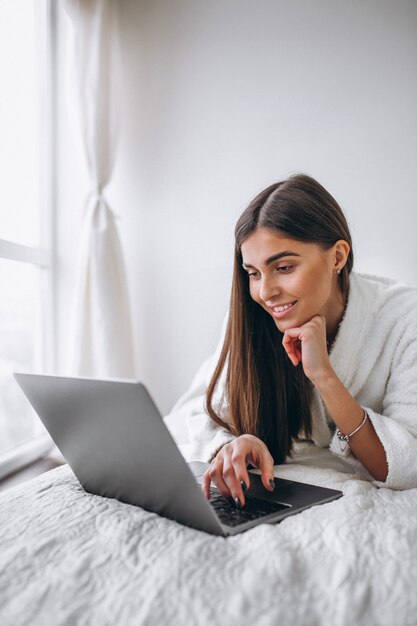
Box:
[1,442,416,626]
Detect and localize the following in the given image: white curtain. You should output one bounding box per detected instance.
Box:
[65,0,135,379]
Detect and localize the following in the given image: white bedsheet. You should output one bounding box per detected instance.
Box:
[1,443,416,626]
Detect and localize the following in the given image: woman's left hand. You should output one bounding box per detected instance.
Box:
[282,315,333,385]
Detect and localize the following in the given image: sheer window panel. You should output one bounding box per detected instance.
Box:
[0,0,55,478]
[0,0,41,247]
[0,259,47,450]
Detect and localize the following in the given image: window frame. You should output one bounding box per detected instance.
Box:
[0,0,57,480]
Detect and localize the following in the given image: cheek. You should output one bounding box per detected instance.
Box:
[249,282,261,303]
[300,269,332,305]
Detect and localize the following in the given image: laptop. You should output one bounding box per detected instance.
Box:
[14,373,342,536]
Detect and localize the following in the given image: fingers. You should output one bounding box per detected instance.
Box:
[202,469,212,499]
[223,449,250,507]
[200,440,254,508]
[200,436,277,508]
[282,316,327,366]
[282,329,302,366]
[244,436,275,493]
[258,449,276,492]
[202,457,231,500]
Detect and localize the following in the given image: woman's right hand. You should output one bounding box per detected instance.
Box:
[201,434,276,508]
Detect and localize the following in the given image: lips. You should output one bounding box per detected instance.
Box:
[270,300,298,318]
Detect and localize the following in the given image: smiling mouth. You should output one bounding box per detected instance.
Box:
[270,301,298,317]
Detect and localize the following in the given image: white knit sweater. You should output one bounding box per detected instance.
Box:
[164,272,417,490]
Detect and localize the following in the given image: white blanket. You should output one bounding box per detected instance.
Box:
[1,444,416,626]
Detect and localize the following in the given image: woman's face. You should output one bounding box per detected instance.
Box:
[240,227,345,334]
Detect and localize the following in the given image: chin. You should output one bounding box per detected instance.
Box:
[273,319,290,333]
[273,315,305,333]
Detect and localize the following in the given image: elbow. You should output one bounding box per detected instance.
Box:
[370,465,388,483]
[367,449,390,484]
[368,451,389,483]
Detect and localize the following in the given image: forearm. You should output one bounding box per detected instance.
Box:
[313,370,388,482]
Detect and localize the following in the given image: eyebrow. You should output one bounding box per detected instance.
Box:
[242,250,301,269]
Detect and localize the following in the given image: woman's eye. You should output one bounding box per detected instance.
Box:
[248,271,260,279]
[276,265,293,273]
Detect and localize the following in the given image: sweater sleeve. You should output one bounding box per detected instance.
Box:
[163,316,236,462]
[330,309,417,490]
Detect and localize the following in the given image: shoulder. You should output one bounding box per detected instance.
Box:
[351,271,417,314]
[330,271,417,382]
[349,271,417,341]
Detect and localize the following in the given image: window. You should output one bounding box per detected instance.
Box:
[0,1,55,477]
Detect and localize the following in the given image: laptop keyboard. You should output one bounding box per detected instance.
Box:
[209,493,290,527]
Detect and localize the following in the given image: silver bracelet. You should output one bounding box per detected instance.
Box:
[336,409,368,443]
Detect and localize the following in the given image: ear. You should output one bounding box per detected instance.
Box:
[334,240,350,272]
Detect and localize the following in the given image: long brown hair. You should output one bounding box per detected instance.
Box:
[205,174,353,463]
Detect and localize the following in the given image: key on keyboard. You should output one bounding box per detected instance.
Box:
[210,494,290,527]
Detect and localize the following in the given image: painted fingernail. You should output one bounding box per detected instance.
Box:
[269,479,276,490]
[234,497,242,509]
[240,480,247,492]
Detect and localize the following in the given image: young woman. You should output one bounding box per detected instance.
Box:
[167,174,417,507]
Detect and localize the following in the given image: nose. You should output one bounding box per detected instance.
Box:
[259,274,280,304]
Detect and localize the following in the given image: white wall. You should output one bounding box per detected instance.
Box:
[56,0,417,414]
